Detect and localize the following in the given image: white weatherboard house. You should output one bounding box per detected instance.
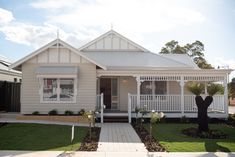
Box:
[11,30,232,123]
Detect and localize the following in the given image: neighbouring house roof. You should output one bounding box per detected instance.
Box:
[10,39,106,70]
[79,30,149,52]
[0,56,21,75]
[84,51,199,70]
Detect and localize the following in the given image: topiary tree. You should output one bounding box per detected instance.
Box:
[187,82,222,132]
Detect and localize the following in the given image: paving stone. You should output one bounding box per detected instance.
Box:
[97,123,147,152]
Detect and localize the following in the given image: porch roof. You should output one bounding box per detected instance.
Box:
[97,69,232,81]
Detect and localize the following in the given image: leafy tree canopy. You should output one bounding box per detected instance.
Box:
[159,40,213,69]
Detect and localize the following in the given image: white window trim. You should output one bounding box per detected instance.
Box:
[39,77,77,104]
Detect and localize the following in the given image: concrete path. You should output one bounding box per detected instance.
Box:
[0,151,235,157]
[97,123,147,152]
[229,106,235,114]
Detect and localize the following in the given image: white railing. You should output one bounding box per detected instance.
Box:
[140,95,181,112]
[128,94,225,113]
[96,93,104,123]
[184,95,225,112]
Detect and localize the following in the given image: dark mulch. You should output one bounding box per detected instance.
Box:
[78,127,101,151]
[182,127,228,139]
[132,124,166,152]
[0,123,8,128]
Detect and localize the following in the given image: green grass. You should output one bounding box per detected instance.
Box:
[146,123,235,152]
[0,123,88,151]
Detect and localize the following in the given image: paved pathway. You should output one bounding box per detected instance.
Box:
[229,106,235,114]
[97,123,147,152]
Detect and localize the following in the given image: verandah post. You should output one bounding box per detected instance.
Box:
[136,76,141,108]
[128,93,131,123]
[180,76,185,116]
[101,93,104,123]
[223,75,228,117]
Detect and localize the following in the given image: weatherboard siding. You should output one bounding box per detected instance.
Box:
[21,47,96,114]
[119,76,137,111]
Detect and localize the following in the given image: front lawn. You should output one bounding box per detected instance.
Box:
[147,123,235,152]
[0,123,87,151]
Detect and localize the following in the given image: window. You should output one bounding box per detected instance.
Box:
[60,79,74,101]
[43,78,57,101]
[154,81,167,95]
[141,81,153,94]
[141,81,167,95]
[41,78,76,103]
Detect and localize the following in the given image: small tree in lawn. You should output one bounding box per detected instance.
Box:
[187,82,222,132]
[150,110,164,137]
[84,110,95,141]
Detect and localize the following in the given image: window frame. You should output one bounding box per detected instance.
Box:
[39,77,77,104]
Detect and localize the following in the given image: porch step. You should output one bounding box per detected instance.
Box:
[103,116,128,123]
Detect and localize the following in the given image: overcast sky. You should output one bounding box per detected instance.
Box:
[0,0,235,78]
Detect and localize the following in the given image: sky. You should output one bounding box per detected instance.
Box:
[0,0,235,78]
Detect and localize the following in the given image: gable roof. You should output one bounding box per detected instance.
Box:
[84,51,198,70]
[79,30,149,52]
[10,39,106,70]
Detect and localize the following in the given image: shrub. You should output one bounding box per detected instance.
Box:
[78,109,85,116]
[180,116,189,123]
[32,111,39,115]
[64,110,73,115]
[48,109,58,115]
[228,114,235,126]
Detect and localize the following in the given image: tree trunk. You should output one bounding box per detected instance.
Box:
[195,95,213,132]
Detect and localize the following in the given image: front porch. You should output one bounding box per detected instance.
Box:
[96,70,229,123]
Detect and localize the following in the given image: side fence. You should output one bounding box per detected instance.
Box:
[0,81,21,112]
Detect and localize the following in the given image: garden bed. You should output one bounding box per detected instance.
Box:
[78,127,101,151]
[16,115,89,123]
[132,124,166,152]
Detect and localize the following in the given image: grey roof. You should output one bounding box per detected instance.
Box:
[0,56,21,74]
[36,66,78,75]
[84,52,199,70]
[159,54,199,69]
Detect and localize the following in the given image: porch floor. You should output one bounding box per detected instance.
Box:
[99,110,226,119]
[97,123,147,152]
